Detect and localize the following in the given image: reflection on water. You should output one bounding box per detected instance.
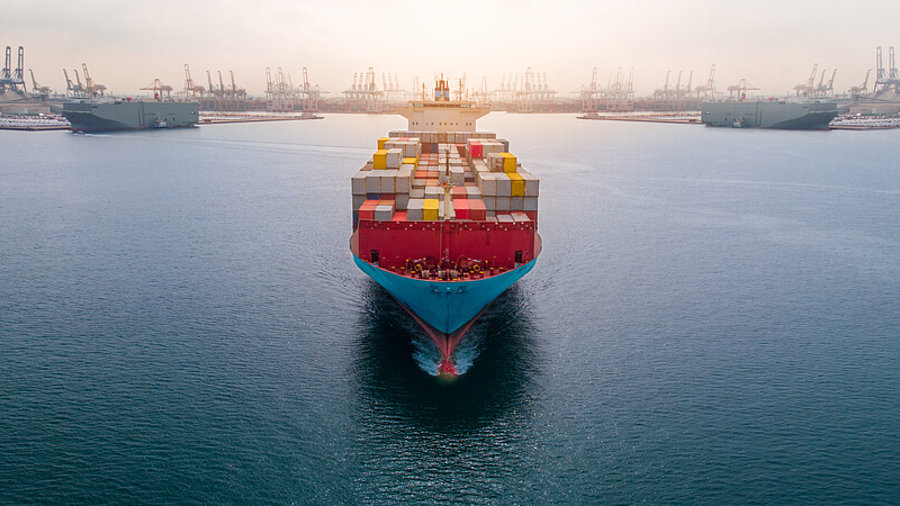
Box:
[352,281,543,433]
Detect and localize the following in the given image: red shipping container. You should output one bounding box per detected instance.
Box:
[358,200,379,220]
[451,186,468,199]
[453,198,470,219]
[468,199,487,220]
[469,141,483,158]
[392,210,408,222]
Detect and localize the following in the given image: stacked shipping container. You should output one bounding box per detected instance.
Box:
[351,131,540,230]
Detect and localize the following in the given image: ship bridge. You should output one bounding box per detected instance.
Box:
[395,76,489,132]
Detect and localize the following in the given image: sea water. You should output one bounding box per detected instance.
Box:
[1,115,897,503]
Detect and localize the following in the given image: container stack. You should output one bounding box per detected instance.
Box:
[352,132,538,227]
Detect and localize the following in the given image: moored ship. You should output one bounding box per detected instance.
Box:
[62,97,199,132]
[701,99,838,129]
[350,78,541,377]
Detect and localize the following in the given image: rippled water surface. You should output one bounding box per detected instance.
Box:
[1,115,898,503]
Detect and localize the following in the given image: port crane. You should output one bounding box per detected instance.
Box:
[183,64,206,101]
[230,71,246,109]
[817,69,837,98]
[850,69,871,96]
[217,71,227,109]
[300,67,319,114]
[581,67,600,115]
[62,68,82,97]
[140,78,173,100]
[678,70,694,111]
[73,69,85,97]
[0,46,27,94]
[694,64,716,102]
[605,67,634,112]
[873,46,899,94]
[81,63,106,97]
[727,78,759,101]
[28,69,50,99]
[794,63,818,97]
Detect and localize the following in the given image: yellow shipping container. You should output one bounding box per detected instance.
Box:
[403,156,418,168]
[377,137,389,150]
[501,153,517,173]
[423,199,439,221]
[373,150,388,170]
[508,172,525,197]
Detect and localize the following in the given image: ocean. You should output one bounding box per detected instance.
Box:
[1,114,898,503]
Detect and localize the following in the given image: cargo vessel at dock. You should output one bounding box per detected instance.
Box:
[701,99,838,129]
[62,97,199,132]
[350,78,541,377]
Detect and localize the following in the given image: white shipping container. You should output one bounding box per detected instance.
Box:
[374,204,394,221]
[352,171,367,195]
[407,198,425,221]
[450,166,465,185]
[482,196,496,211]
[511,212,531,223]
[352,195,367,209]
[395,193,409,210]
[380,169,398,193]
[466,186,482,199]
[480,173,497,196]
[396,169,412,193]
[425,186,443,200]
[510,197,524,211]
[410,188,425,199]
[497,214,515,224]
[524,196,538,211]
[365,172,381,193]
[412,178,427,189]
[386,148,402,169]
[494,173,512,196]
[487,152,504,172]
[495,196,510,211]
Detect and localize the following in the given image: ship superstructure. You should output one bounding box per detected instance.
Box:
[350,78,541,377]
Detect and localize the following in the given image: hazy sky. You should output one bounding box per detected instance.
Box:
[3,0,898,97]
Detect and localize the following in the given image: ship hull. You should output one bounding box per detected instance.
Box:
[353,254,537,335]
[62,100,199,132]
[701,100,838,129]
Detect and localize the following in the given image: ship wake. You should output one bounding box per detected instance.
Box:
[402,303,487,379]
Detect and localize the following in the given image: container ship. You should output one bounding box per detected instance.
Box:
[62,97,199,132]
[350,78,541,377]
[701,99,838,129]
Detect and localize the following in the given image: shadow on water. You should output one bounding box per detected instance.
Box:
[351,281,542,433]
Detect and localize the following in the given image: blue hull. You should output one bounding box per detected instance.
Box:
[353,255,537,334]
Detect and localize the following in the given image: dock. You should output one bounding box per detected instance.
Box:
[577,112,702,125]
[199,112,323,124]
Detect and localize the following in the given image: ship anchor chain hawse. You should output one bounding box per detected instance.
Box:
[350,77,541,379]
